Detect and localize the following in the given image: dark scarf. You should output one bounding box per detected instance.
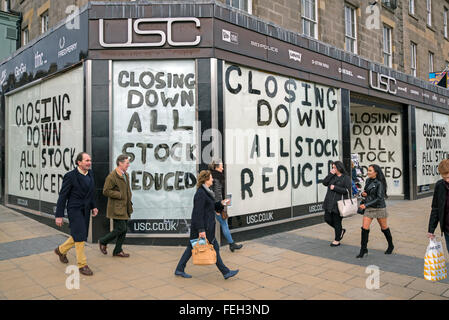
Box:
[202,184,216,200]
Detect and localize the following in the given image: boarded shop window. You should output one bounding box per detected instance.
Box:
[301,0,318,39]
[344,4,357,54]
[383,25,392,67]
[411,42,417,77]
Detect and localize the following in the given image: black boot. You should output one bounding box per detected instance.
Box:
[356,228,369,258]
[381,228,394,254]
[229,242,243,252]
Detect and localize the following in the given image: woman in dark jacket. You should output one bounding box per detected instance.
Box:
[356,164,394,258]
[174,170,239,280]
[209,160,242,252]
[427,159,449,251]
[322,161,353,247]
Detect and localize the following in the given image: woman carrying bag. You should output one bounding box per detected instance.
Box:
[322,161,352,247]
[356,164,394,258]
[209,160,243,252]
[174,170,239,280]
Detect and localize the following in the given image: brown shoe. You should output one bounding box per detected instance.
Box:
[54,247,68,264]
[113,251,130,258]
[79,265,93,276]
[98,241,107,255]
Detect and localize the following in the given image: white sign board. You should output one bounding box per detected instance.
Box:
[224,63,341,220]
[6,67,84,210]
[351,106,403,196]
[112,60,197,221]
[415,108,449,186]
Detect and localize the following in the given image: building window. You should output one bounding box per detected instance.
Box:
[344,4,357,54]
[409,0,414,15]
[3,0,9,11]
[301,0,318,39]
[426,0,432,27]
[411,42,417,77]
[445,8,448,39]
[429,52,434,73]
[226,0,252,14]
[22,27,29,46]
[41,10,49,34]
[383,25,392,67]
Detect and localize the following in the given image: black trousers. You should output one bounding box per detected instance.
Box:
[175,239,230,275]
[324,210,343,241]
[99,219,128,255]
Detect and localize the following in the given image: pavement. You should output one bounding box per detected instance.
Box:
[1,197,449,300]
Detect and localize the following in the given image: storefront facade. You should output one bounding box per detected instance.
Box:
[1,1,448,245]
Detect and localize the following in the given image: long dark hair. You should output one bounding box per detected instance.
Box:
[332,161,348,175]
[370,164,388,198]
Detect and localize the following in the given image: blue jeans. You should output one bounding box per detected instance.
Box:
[215,213,234,245]
[175,238,230,275]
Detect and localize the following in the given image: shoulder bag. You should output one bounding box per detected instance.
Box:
[337,189,358,218]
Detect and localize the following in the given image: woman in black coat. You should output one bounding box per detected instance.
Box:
[174,170,239,280]
[427,159,449,251]
[356,164,393,258]
[322,161,352,247]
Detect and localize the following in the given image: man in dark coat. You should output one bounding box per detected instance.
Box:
[54,152,98,276]
[427,159,449,252]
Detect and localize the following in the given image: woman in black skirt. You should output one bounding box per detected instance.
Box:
[356,164,394,258]
[322,161,353,247]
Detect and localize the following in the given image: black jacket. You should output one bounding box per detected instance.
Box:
[322,173,352,213]
[428,179,448,235]
[210,170,225,202]
[55,168,96,242]
[363,178,386,209]
[190,186,224,242]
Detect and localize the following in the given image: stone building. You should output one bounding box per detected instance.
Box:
[5,0,449,82]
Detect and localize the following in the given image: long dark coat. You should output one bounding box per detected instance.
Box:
[189,186,224,242]
[55,168,96,242]
[428,179,449,236]
[322,173,352,213]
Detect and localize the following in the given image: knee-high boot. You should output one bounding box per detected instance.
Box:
[381,228,394,254]
[356,227,369,258]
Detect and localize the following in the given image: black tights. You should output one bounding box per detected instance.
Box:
[324,210,343,241]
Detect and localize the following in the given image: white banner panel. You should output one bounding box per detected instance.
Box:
[224,63,342,220]
[6,67,84,209]
[415,109,449,186]
[351,106,403,196]
[112,60,197,221]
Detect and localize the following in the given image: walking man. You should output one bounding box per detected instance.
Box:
[98,154,133,257]
[54,152,98,276]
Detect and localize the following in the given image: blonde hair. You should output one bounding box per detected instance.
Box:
[439,159,449,175]
[196,170,212,188]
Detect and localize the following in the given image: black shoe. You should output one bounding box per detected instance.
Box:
[175,270,192,278]
[224,269,239,280]
[356,248,368,258]
[229,243,243,252]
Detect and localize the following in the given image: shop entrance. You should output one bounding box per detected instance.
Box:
[350,95,409,200]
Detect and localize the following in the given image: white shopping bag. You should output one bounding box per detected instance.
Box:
[424,239,447,282]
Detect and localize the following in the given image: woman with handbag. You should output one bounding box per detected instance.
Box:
[174,170,239,279]
[356,164,393,258]
[322,161,352,247]
[209,160,243,252]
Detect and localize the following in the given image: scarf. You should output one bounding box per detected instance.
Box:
[202,184,216,200]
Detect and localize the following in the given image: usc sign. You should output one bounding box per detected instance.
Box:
[98,17,201,48]
[369,70,397,95]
